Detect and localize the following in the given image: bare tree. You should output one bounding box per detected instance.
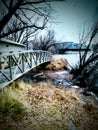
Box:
[0,0,66,45]
[31,29,58,53]
[5,18,37,45]
[0,0,53,39]
[70,22,98,93]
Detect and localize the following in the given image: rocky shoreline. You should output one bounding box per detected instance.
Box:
[0,58,98,130]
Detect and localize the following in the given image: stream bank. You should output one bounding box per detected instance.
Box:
[0,57,98,130]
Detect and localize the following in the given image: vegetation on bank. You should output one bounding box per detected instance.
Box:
[0,88,26,121]
[70,22,98,94]
[0,57,98,130]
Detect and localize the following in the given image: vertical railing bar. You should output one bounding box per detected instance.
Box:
[32,51,36,65]
[43,52,45,62]
[22,53,25,72]
[30,52,32,67]
[36,52,38,65]
[35,52,38,65]
[23,53,31,68]
[39,52,42,63]
[38,51,40,64]
[9,55,13,80]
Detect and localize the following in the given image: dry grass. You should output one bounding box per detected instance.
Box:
[0,79,98,130]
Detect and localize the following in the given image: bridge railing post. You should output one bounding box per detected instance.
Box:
[9,55,13,80]
[30,52,32,67]
[22,53,25,72]
[32,51,37,65]
[39,51,42,63]
[35,52,38,65]
[42,51,45,62]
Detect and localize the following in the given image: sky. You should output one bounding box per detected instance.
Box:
[46,0,98,43]
[0,0,97,43]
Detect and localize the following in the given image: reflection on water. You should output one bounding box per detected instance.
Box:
[54,51,91,66]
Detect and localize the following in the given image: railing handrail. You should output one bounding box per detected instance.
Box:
[0,50,52,57]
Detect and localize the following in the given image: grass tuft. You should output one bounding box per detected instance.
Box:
[0,90,26,120]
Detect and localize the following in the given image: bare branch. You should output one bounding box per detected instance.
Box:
[19,0,45,6]
[1,0,9,9]
[9,0,14,9]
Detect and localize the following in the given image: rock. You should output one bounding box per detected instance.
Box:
[71,85,79,89]
[46,58,70,71]
[55,71,73,81]
[52,78,73,87]
[52,79,63,85]
[45,72,63,80]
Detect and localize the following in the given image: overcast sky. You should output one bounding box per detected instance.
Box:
[0,0,97,43]
[46,0,98,43]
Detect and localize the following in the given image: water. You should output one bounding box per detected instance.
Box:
[53,51,91,66]
[54,53,79,66]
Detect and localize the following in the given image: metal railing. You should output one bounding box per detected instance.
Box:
[0,50,52,88]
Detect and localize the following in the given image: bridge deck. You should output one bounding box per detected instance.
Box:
[0,50,52,88]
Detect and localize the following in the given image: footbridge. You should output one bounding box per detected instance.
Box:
[0,50,52,88]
